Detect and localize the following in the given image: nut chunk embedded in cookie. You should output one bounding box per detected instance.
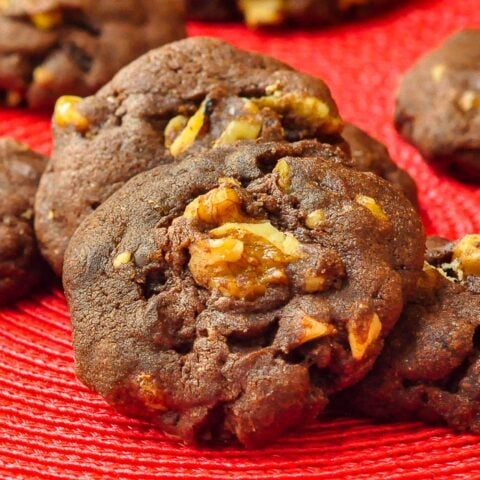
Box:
[0,138,48,305]
[338,236,480,434]
[63,140,424,447]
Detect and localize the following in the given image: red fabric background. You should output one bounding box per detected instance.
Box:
[1,0,480,478]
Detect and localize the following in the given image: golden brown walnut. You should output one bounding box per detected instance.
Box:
[54,96,90,132]
[189,221,302,300]
[453,234,480,276]
[348,313,382,360]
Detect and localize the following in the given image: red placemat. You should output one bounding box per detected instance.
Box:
[1,0,480,478]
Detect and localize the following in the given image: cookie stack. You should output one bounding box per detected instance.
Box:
[1,25,480,448]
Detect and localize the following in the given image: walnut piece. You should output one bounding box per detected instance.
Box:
[273,158,292,193]
[300,315,335,344]
[54,96,90,132]
[183,179,249,225]
[253,89,342,134]
[169,99,209,157]
[453,234,480,276]
[355,195,388,222]
[189,221,302,300]
[348,313,382,361]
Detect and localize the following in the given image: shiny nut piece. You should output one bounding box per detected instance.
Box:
[273,158,292,193]
[164,115,188,148]
[253,91,342,135]
[300,315,335,344]
[453,234,480,276]
[183,178,248,225]
[214,118,263,146]
[355,195,388,222]
[169,99,210,157]
[348,313,382,361]
[54,96,89,132]
[303,273,326,293]
[137,374,166,410]
[189,221,302,300]
[113,251,132,268]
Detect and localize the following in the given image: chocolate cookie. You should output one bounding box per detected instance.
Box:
[187,0,399,27]
[395,30,480,182]
[0,0,185,109]
[63,140,424,447]
[35,37,343,275]
[0,138,48,305]
[342,123,418,208]
[338,235,480,432]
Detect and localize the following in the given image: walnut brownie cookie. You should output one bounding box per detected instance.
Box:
[0,0,185,109]
[35,37,343,275]
[0,138,48,305]
[63,140,424,447]
[395,30,480,182]
[338,235,480,432]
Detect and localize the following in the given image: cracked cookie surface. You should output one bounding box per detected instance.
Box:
[63,140,424,447]
[0,138,47,305]
[395,30,480,182]
[338,236,480,432]
[35,36,343,275]
[0,0,185,109]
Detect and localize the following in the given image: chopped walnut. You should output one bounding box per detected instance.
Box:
[169,99,210,157]
[299,315,335,344]
[189,221,302,300]
[273,158,292,193]
[164,115,188,148]
[253,90,342,134]
[214,117,263,145]
[183,179,249,225]
[54,96,89,132]
[453,234,480,276]
[113,251,132,269]
[355,195,388,222]
[348,313,382,361]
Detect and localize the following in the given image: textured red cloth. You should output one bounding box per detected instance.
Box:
[1,0,480,478]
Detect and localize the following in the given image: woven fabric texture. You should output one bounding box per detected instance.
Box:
[1,0,480,478]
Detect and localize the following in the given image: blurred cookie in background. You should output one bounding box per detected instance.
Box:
[395,30,480,182]
[0,0,186,109]
[0,138,48,305]
[187,0,401,28]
